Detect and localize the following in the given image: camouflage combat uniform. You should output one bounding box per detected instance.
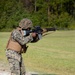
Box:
[6,18,33,75]
[6,49,25,75]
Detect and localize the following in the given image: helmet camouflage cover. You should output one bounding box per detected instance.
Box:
[19,18,33,29]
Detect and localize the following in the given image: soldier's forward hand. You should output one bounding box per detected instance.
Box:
[31,32,37,37]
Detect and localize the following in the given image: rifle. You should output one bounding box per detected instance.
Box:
[23,26,56,42]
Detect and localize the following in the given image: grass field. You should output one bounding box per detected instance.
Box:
[0,30,75,75]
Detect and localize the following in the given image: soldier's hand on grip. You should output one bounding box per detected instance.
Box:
[31,32,37,38]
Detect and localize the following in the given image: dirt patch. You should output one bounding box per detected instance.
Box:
[0,71,10,75]
[0,61,38,75]
[0,61,10,75]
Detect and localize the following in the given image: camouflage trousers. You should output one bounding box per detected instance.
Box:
[6,49,26,75]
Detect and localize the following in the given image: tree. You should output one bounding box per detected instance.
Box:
[0,0,75,31]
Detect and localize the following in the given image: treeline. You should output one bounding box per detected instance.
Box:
[0,0,75,31]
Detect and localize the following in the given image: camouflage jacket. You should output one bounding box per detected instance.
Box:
[6,29,33,53]
[11,29,33,45]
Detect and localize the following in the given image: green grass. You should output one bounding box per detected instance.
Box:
[0,31,75,75]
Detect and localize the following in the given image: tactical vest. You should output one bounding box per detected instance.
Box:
[6,39,22,52]
[6,30,28,53]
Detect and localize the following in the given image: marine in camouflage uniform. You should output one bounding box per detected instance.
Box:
[6,18,36,75]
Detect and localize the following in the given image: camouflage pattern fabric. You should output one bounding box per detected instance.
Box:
[6,50,25,75]
[19,18,33,29]
[11,29,33,45]
[6,28,33,75]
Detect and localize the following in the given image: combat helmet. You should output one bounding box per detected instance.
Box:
[19,18,33,29]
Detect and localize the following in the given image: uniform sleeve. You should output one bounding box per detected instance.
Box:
[11,30,33,45]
